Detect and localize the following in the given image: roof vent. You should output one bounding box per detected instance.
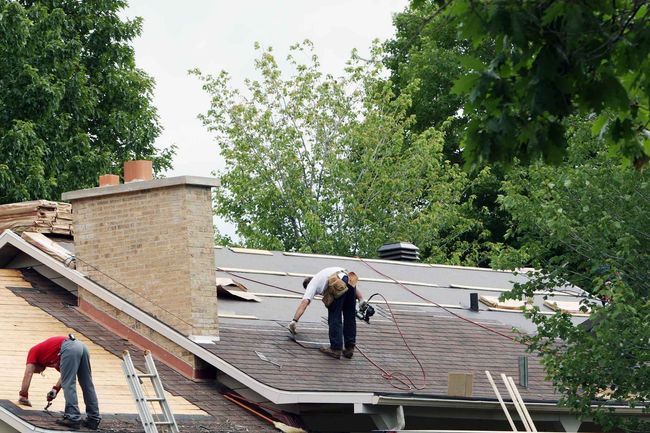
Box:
[377,242,420,262]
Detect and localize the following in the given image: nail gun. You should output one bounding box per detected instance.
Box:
[356,295,376,323]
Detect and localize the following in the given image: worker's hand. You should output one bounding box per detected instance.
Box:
[18,391,31,407]
[288,320,297,335]
[46,386,60,402]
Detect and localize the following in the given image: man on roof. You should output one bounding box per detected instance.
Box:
[18,334,101,430]
[288,267,367,359]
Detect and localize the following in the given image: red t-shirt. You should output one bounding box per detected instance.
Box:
[26,336,67,371]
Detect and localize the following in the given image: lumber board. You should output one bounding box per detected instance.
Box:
[0,269,22,276]
[0,200,73,236]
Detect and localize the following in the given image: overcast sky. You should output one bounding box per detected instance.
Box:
[123,0,408,178]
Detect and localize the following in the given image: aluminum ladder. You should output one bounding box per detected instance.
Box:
[121,350,179,433]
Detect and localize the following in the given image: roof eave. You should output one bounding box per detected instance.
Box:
[0,405,68,433]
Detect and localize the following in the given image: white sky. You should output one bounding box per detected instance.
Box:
[124,0,408,178]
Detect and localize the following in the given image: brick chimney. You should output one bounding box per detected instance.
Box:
[62,165,220,376]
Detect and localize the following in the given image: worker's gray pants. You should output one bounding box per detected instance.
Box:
[60,339,101,422]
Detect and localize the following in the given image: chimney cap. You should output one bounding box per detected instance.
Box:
[98,174,120,187]
[124,160,153,183]
[62,176,220,201]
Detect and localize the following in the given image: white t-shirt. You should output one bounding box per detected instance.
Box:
[303,267,345,300]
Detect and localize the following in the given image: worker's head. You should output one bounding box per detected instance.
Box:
[302,277,312,289]
[32,364,45,374]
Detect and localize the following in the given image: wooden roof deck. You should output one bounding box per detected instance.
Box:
[0,269,205,416]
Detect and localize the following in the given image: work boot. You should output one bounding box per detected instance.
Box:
[55,417,81,430]
[319,346,341,359]
[82,418,101,430]
[343,344,355,359]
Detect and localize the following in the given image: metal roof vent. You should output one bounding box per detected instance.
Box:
[377,242,420,262]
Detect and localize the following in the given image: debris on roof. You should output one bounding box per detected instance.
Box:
[229,246,273,255]
[0,200,73,237]
[21,232,75,267]
[216,277,261,302]
[544,299,590,315]
[479,295,531,311]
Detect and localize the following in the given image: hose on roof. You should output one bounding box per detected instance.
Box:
[357,256,517,342]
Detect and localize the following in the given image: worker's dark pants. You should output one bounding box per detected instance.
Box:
[60,339,101,422]
[327,283,356,350]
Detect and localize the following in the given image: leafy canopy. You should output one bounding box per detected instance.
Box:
[497,126,650,430]
[385,4,515,268]
[0,0,174,204]
[415,0,650,168]
[193,42,485,260]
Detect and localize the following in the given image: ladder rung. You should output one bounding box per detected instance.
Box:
[154,422,173,425]
[145,397,165,402]
[137,373,157,378]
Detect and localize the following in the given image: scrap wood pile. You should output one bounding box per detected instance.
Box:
[0,200,73,237]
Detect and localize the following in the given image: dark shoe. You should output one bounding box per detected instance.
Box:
[55,418,81,430]
[343,344,355,359]
[319,346,341,359]
[82,418,101,430]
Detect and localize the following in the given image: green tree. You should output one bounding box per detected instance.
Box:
[0,0,174,203]
[385,3,493,159]
[194,41,493,261]
[416,0,650,168]
[495,128,649,430]
[385,4,511,266]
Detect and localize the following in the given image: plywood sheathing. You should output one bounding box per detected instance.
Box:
[0,269,204,415]
[0,201,73,236]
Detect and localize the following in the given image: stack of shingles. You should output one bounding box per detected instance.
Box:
[0,200,73,237]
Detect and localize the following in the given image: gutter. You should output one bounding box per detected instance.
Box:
[0,405,64,433]
[0,231,373,406]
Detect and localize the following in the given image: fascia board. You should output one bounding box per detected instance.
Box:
[374,395,645,415]
[0,404,62,433]
[0,230,373,406]
[374,395,560,410]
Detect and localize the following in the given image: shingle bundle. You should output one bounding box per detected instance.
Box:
[0,200,73,236]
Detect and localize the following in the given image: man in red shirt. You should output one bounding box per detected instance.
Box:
[19,335,101,430]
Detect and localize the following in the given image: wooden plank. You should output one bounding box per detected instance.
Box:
[0,269,23,276]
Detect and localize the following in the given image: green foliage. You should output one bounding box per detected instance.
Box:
[194,41,497,261]
[385,4,513,267]
[386,6,469,160]
[496,127,650,430]
[421,0,650,168]
[0,0,174,203]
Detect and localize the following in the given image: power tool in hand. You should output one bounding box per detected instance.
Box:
[356,300,375,323]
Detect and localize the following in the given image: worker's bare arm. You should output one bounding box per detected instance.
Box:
[293,299,310,322]
[18,363,37,406]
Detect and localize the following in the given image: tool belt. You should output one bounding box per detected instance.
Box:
[322,271,358,307]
